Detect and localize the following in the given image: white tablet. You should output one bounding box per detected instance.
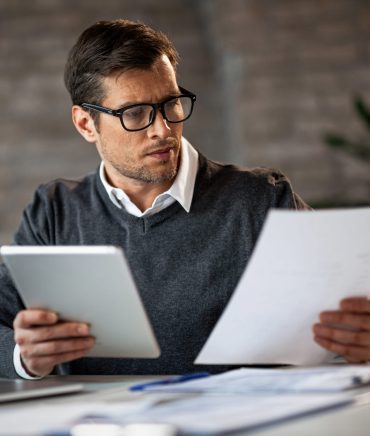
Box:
[1,245,160,358]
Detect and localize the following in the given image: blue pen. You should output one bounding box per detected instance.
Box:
[129,371,209,391]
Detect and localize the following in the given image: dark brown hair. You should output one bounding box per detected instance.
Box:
[64,19,179,108]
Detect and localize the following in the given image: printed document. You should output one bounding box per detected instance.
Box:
[142,365,370,394]
[196,208,370,365]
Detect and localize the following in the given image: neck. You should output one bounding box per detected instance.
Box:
[103,165,174,212]
[120,179,173,212]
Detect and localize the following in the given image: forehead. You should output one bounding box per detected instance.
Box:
[101,55,178,105]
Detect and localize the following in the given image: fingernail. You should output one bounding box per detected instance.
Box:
[49,312,58,323]
[78,324,89,335]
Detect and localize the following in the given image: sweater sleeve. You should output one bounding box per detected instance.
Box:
[0,186,52,378]
[13,185,53,246]
[0,263,24,378]
[269,170,311,211]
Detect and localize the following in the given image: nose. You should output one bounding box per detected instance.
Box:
[148,110,171,138]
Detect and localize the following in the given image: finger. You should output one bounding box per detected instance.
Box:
[340,297,370,313]
[314,336,370,362]
[22,348,94,378]
[20,337,95,359]
[15,322,90,345]
[14,310,58,329]
[319,311,370,331]
[313,323,370,346]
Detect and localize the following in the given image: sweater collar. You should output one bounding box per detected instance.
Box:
[99,137,198,216]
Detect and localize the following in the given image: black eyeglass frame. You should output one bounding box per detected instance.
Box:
[81,86,196,132]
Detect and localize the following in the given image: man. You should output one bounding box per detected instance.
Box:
[0,19,369,379]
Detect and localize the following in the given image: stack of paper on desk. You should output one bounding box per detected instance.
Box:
[123,392,351,434]
[141,365,370,394]
[196,208,370,365]
[101,365,368,434]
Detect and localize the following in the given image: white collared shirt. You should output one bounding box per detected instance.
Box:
[13,137,198,379]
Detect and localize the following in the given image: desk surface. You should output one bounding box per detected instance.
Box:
[0,375,369,435]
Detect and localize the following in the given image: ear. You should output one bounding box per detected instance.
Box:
[71,105,99,143]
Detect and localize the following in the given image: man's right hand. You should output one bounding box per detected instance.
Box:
[13,309,95,377]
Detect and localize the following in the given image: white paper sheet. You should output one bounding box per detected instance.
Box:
[142,365,370,394]
[121,393,351,434]
[196,208,370,365]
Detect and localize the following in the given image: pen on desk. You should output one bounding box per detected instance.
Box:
[129,371,210,391]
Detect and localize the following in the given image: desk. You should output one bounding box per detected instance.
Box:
[0,375,370,435]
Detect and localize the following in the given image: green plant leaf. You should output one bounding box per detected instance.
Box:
[324,134,350,148]
[325,134,370,160]
[323,95,370,163]
[354,96,370,133]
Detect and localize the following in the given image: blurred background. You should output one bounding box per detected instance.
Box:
[1,0,370,244]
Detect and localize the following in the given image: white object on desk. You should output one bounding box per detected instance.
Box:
[196,208,370,365]
[1,245,160,358]
[141,365,370,394]
[123,392,351,434]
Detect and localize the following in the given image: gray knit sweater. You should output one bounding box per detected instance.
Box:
[0,153,308,378]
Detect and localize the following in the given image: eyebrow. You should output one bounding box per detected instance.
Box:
[115,89,181,109]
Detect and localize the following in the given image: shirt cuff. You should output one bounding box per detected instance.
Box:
[13,344,42,380]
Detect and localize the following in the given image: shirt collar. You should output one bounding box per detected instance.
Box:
[99,137,199,215]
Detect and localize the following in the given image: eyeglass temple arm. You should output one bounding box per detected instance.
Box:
[81,103,117,115]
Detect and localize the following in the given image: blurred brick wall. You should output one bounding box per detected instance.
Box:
[1,0,370,244]
[199,0,370,202]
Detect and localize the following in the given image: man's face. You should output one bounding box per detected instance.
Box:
[93,55,183,190]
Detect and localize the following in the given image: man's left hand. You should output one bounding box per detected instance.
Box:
[313,297,370,363]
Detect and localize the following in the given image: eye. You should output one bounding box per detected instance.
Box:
[165,98,180,109]
[123,105,148,120]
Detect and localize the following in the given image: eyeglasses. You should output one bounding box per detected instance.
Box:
[81,86,196,132]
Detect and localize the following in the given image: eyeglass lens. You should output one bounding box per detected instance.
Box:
[122,96,192,130]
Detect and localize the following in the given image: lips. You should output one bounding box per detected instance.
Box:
[147,146,173,155]
[146,146,176,160]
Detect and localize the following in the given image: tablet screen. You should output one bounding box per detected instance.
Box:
[1,245,160,358]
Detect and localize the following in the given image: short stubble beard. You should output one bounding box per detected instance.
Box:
[104,139,181,185]
[113,159,179,184]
